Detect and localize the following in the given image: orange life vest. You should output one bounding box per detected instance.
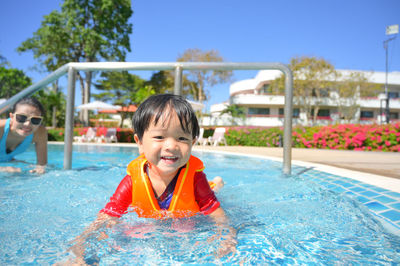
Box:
[126,154,205,219]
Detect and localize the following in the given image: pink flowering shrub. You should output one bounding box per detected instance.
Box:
[292,123,400,152]
[226,123,400,152]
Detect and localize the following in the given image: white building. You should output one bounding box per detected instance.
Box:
[203,69,400,127]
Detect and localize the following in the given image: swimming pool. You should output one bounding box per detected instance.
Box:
[1,144,399,264]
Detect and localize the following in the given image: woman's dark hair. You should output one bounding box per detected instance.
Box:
[133,94,200,141]
[12,97,45,117]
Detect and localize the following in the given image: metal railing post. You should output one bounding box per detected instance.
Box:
[282,66,293,175]
[63,66,76,170]
[0,62,294,174]
[174,65,183,95]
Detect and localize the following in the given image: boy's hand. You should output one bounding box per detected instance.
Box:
[208,207,238,258]
[216,233,237,258]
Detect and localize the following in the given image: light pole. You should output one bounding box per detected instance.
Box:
[383,24,399,124]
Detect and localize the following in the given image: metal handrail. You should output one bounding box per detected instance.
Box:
[0,62,293,174]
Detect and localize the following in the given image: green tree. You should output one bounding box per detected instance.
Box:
[271,56,336,125]
[0,54,9,67]
[145,70,175,95]
[177,48,233,102]
[0,66,32,99]
[34,87,67,127]
[93,71,153,127]
[18,0,133,126]
[146,70,200,99]
[333,71,381,122]
[220,104,246,125]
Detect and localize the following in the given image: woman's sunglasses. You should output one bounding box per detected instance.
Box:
[14,113,43,125]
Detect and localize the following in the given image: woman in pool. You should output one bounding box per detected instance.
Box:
[69,94,235,263]
[0,97,47,174]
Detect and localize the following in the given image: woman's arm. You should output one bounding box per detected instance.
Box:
[31,126,47,173]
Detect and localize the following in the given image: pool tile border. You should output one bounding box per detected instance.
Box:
[299,168,400,232]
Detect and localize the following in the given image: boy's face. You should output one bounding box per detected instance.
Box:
[134,110,196,179]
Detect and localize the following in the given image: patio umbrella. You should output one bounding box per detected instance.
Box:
[76,101,121,111]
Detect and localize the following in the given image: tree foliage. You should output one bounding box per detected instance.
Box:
[34,87,67,127]
[332,71,381,122]
[220,104,246,125]
[271,56,336,125]
[93,71,153,127]
[0,66,32,99]
[177,48,233,102]
[18,0,133,125]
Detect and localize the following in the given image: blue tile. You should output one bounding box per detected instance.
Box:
[390,202,400,210]
[380,210,400,222]
[357,196,371,203]
[385,192,400,199]
[360,190,380,197]
[374,195,397,204]
[331,186,346,193]
[349,186,366,193]
[347,179,362,184]
[370,187,389,193]
[332,180,354,188]
[345,191,356,197]
[319,181,330,187]
[365,201,389,212]
[359,183,375,188]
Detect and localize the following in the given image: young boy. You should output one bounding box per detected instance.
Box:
[69,94,236,263]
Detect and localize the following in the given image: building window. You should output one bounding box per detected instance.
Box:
[360,111,374,118]
[390,112,399,119]
[311,109,330,117]
[248,108,270,115]
[258,84,272,94]
[279,108,300,118]
[388,92,399,99]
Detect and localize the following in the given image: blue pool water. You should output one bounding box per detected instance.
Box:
[0,144,400,265]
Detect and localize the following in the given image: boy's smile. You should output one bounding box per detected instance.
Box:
[134,109,196,181]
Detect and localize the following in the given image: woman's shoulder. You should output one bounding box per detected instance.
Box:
[0,119,7,128]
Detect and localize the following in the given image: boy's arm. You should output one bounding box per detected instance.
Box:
[194,173,237,257]
[68,175,132,263]
[209,207,238,257]
[69,213,119,261]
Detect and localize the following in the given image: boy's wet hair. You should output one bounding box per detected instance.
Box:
[12,97,45,117]
[133,94,200,141]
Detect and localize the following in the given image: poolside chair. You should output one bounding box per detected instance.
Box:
[196,128,208,145]
[102,128,118,143]
[207,127,227,146]
[73,127,97,143]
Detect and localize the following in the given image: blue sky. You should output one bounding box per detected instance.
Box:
[1,0,399,110]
